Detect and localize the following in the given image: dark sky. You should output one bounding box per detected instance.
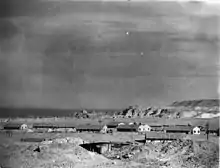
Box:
[0,0,219,109]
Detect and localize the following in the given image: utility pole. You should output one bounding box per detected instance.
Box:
[144,133,147,145]
[205,121,209,140]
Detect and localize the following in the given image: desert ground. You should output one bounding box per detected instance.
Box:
[0,0,219,168]
[0,99,219,168]
[0,120,219,168]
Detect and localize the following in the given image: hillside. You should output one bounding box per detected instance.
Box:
[171,99,220,107]
[168,99,220,119]
[113,99,220,119]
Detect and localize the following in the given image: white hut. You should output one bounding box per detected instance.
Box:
[100,125,108,133]
[138,124,151,133]
[192,126,201,135]
[20,124,28,130]
[48,128,53,133]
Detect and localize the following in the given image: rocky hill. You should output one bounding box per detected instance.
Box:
[171,99,219,108]
[169,99,220,119]
[114,99,219,119]
[114,105,174,118]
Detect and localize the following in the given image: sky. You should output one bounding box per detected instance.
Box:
[0,0,219,109]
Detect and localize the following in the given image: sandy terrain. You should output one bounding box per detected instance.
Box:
[0,129,219,168]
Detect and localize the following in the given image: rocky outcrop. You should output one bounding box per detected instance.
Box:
[116,105,171,118]
[74,110,90,119]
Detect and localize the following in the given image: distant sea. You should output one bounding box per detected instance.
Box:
[0,107,122,118]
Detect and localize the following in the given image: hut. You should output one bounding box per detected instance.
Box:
[138,124,151,133]
[47,128,53,133]
[208,125,219,135]
[117,124,138,132]
[4,123,28,130]
[192,126,201,135]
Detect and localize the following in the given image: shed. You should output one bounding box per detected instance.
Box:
[192,126,201,135]
[117,124,138,132]
[4,123,28,130]
[208,124,219,135]
[164,126,192,134]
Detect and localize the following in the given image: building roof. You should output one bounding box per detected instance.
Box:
[4,123,25,128]
[76,124,105,130]
[149,124,163,127]
[139,123,150,126]
[137,132,184,140]
[165,126,192,132]
[151,127,163,131]
[117,124,139,130]
[33,123,77,128]
[21,137,46,143]
[106,121,121,127]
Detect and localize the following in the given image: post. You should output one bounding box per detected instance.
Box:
[206,121,209,140]
[144,133,147,145]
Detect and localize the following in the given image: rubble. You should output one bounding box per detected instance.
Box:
[6,137,116,168]
[102,138,219,168]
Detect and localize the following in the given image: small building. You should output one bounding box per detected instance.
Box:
[164,125,192,134]
[4,123,28,130]
[138,124,151,133]
[208,125,219,136]
[48,128,53,133]
[192,126,201,135]
[117,124,138,132]
[20,124,28,130]
[76,124,107,133]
